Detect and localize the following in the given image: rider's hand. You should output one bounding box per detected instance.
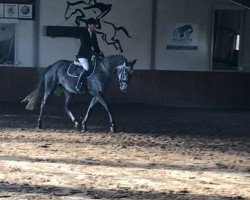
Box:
[91,54,96,62]
[98,52,104,59]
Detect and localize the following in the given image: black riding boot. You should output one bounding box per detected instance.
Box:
[75,70,87,91]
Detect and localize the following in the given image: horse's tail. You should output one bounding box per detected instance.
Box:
[21,69,47,111]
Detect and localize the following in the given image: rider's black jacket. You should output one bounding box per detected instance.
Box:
[77,27,101,59]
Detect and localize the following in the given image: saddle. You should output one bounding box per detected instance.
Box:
[67,58,95,78]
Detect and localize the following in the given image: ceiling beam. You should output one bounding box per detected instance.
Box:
[230,0,250,8]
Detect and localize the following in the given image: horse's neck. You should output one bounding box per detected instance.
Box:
[99,56,124,78]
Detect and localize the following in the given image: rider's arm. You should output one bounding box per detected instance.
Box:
[92,33,101,55]
[78,30,94,59]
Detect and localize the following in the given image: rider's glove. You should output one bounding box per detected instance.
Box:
[98,52,104,59]
[91,54,96,62]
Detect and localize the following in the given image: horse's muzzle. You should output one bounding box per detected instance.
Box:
[120,85,128,92]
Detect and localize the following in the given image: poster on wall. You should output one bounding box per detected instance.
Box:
[167,24,198,50]
[19,4,33,19]
[4,4,18,19]
[0,3,4,18]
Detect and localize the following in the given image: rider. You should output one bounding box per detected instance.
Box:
[75,17,103,91]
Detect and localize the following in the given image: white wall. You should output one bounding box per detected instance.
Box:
[1,0,250,71]
[38,0,153,69]
[38,0,79,67]
[154,0,248,72]
[155,0,216,71]
[15,20,35,67]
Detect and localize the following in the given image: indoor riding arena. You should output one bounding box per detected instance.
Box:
[0,0,250,199]
[0,101,250,199]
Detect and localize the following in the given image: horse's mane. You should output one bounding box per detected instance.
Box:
[103,55,126,64]
[104,54,123,60]
[95,55,125,75]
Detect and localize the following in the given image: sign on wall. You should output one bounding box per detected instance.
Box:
[0,3,33,20]
[0,3,4,18]
[4,4,18,19]
[167,24,198,50]
[19,4,32,19]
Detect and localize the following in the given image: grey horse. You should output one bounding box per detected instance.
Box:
[22,55,136,132]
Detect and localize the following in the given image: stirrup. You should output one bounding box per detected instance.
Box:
[75,83,83,91]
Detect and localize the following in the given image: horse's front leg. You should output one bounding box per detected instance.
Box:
[63,90,79,129]
[97,95,116,133]
[82,97,98,132]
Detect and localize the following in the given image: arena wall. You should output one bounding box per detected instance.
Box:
[1,67,250,107]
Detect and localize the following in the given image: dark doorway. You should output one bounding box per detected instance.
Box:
[213,9,242,70]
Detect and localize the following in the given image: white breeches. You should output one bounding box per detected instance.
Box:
[78,58,89,71]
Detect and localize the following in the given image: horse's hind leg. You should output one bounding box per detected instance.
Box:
[37,92,50,129]
[63,90,79,129]
[37,78,56,129]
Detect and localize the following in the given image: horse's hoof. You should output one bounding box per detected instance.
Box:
[81,128,87,133]
[74,122,80,129]
[36,122,42,129]
[81,124,87,132]
[36,126,42,131]
[110,126,116,133]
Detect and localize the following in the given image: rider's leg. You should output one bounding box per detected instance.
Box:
[79,58,89,71]
[75,58,89,91]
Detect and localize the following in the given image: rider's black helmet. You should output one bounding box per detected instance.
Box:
[86,17,97,25]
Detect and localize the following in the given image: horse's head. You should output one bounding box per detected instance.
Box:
[117,59,136,92]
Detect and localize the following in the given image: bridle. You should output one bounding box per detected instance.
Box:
[117,66,130,85]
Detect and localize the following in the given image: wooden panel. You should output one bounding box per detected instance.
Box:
[1,67,250,107]
[0,67,38,102]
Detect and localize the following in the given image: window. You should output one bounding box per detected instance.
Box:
[212,9,243,70]
[235,34,240,51]
[0,23,15,66]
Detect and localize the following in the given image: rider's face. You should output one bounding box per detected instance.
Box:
[88,24,96,32]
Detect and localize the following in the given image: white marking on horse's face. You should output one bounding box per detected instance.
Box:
[117,64,132,92]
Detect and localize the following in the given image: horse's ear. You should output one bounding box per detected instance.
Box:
[130,59,137,68]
